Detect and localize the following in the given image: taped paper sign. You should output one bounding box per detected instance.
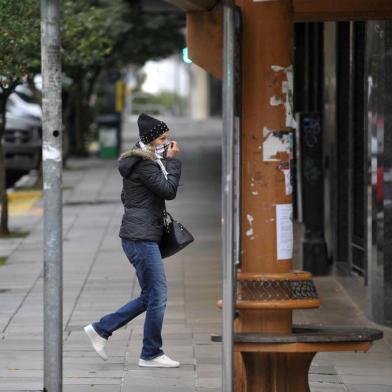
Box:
[276,204,293,260]
[263,127,292,161]
[278,161,293,195]
[42,142,61,162]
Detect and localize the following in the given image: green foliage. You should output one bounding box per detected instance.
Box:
[62,0,130,77]
[0,1,41,235]
[61,0,185,155]
[0,0,185,158]
[0,0,40,91]
[0,0,185,89]
[62,0,185,76]
[107,11,185,67]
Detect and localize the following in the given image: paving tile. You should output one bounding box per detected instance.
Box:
[1,117,392,392]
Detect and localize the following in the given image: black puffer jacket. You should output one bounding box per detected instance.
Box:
[117,141,182,242]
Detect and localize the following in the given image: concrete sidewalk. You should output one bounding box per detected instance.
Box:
[0,117,223,392]
[0,116,391,391]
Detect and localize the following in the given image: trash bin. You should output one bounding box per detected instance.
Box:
[96,114,121,159]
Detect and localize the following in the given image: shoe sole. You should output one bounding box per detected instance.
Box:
[138,360,180,368]
[83,325,108,361]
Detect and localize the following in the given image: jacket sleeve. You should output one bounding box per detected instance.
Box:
[137,158,182,200]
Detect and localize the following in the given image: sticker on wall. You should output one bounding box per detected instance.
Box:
[246,213,255,240]
[278,161,293,195]
[263,127,292,161]
[276,204,293,260]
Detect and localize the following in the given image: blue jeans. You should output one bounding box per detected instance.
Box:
[92,238,167,360]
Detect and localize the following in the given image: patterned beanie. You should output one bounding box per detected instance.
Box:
[137,113,169,144]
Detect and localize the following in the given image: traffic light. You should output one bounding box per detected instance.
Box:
[182,47,192,64]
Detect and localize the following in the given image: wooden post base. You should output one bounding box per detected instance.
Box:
[241,352,315,392]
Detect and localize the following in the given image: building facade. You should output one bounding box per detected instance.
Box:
[294,20,392,326]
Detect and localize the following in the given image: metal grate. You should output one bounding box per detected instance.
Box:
[4,129,31,144]
[237,279,319,301]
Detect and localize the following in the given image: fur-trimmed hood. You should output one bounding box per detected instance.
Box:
[118,142,156,161]
[117,142,157,179]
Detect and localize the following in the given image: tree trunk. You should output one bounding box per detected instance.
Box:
[86,67,101,106]
[85,67,101,136]
[74,77,88,157]
[0,94,10,235]
[64,69,101,158]
[27,74,42,106]
[63,86,74,158]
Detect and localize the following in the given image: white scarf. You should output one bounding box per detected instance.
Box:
[138,140,168,180]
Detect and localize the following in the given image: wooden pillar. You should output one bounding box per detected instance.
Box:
[235,0,294,326]
[234,1,295,389]
[184,2,385,391]
[241,352,315,391]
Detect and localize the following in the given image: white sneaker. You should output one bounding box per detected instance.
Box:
[138,354,180,368]
[83,324,108,361]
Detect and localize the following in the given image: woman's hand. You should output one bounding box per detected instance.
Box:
[166,141,180,158]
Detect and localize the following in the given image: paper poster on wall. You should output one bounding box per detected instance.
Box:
[276,203,293,260]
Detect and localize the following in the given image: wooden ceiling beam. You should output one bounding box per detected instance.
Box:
[293,0,392,21]
[186,8,223,79]
[163,0,217,11]
[164,0,392,21]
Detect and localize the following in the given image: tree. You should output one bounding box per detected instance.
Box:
[105,9,185,67]
[0,0,40,235]
[61,0,185,156]
[61,0,129,155]
[0,0,186,234]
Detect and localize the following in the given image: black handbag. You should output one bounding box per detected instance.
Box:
[158,207,194,258]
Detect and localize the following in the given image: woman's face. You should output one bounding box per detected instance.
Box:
[149,131,171,147]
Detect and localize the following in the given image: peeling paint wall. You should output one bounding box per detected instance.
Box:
[271,64,297,128]
[262,127,292,161]
[246,213,255,240]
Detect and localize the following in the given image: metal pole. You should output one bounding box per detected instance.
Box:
[233,7,242,269]
[41,1,63,391]
[222,2,235,391]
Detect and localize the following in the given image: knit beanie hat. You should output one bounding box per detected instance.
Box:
[137,113,169,144]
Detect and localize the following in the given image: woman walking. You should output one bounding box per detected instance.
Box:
[84,113,182,368]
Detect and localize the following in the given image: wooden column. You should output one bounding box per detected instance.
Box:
[234,1,295,390]
[184,2,385,391]
[235,0,294,325]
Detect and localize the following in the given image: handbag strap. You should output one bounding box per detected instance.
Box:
[161,201,173,223]
[165,211,174,221]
